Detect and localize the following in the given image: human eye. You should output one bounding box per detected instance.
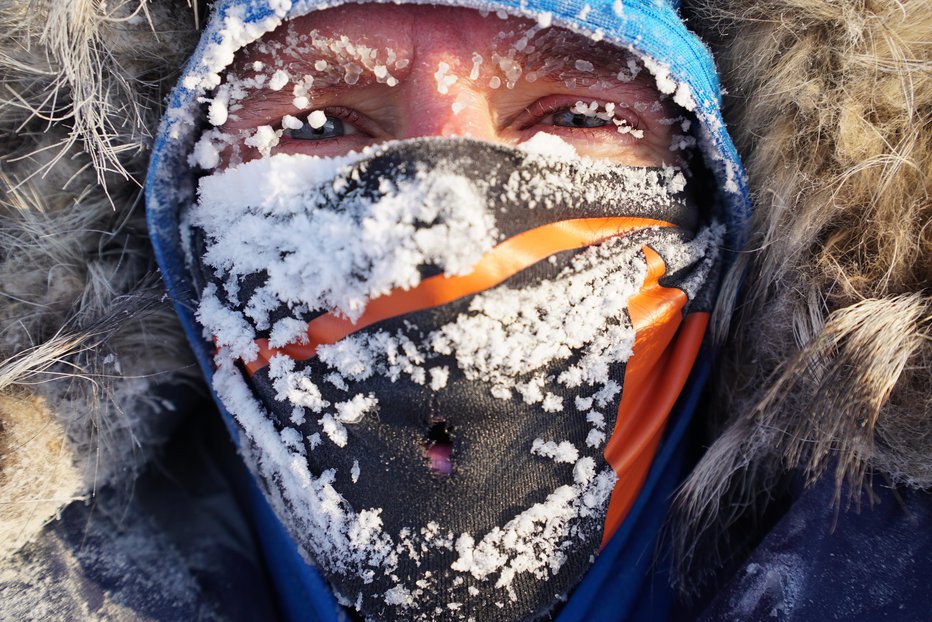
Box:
[508,95,668,165]
[280,107,362,141]
[550,108,612,128]
[538,100,643,137]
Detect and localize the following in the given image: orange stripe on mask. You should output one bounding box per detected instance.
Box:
[242,217,674,374]
[599,246,709,547]
[233,219,707,550]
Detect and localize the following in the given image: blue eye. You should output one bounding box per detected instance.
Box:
[284,116,349,140]
[551,111,611,128]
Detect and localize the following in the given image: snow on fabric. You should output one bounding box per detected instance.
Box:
[184,135,722,620]
[191,148,498,339]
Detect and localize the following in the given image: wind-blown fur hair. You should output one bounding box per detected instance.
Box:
[0,0,201,557]
[676,0,931,592]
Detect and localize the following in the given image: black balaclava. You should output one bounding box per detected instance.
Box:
[183,138,722,621]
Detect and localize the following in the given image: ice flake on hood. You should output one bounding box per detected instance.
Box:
[182,1,300,93]
[641,56,696,111]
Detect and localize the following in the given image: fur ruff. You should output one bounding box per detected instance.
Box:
[0,0,927,599]
[676,0,931,591]
[0,0,200,558]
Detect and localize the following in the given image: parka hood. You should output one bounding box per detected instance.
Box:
[142,1,749,620]
[145,0,751,439]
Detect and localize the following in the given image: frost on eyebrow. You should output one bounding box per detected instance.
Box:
[483,24,637,89]
[193,23,418,168]
[217,17,664,107]
[259,22,407,88]
[211,23,411,125]
[532,33,647,91]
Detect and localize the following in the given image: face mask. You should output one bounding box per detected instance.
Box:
[183,137,722,621]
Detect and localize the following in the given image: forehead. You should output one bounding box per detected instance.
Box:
[233,5,636,83]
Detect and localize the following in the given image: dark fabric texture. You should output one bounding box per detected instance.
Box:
[189,138,701,331]
[0,392,280,622]
[690,474,932,622]
[186,139,714,621]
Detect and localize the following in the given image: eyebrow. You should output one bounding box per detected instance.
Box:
[226,26,646,126]
[225,61,397,126]
[516,30,639,85]
[227,34,417,124]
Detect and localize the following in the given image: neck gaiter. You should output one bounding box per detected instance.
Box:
[182,138,722,621]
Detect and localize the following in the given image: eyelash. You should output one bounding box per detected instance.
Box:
[519,98,643,133]
[269,98,644,146]
[276,106,368,140]
[326,106,363,128]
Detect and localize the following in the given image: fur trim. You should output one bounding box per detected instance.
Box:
[676,0,931,591]
[0,1,200,557]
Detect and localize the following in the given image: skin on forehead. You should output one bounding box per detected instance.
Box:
[218,5,692,166]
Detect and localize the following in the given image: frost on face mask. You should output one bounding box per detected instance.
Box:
[183,136,722,621]
[428,234,648,404]
[189,148,498,339]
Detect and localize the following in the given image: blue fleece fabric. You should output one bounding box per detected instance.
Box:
[145,1,751,620]
[693,473,932,622]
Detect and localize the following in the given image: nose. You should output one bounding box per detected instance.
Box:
[400,59,498,142]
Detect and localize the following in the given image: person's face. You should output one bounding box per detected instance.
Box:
[187,8,724,618]
[217,5,691,167]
